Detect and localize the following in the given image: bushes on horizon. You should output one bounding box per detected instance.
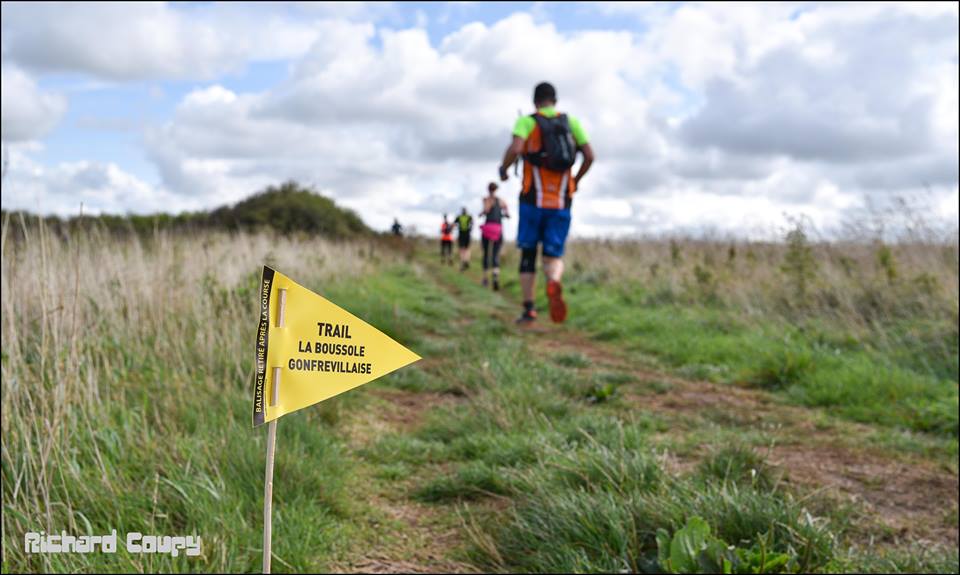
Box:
[206,181,369,237]
[1,180,372,239]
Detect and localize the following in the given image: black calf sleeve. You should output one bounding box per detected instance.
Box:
[519,248,537,274]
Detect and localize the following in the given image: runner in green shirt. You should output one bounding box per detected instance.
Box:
[455,207,473,271]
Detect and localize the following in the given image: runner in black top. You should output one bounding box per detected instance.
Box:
[480,182,509,290]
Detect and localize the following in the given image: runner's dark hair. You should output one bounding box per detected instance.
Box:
[534,82,556,106]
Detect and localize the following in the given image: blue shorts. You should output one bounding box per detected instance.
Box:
[517,203,571,258]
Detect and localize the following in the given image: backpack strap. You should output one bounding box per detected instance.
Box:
[526,113,547,164]
[530,113,545,148]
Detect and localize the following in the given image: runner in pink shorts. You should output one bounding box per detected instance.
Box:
[479,182,509,291]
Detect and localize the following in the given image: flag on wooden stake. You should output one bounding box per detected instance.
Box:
[252,266,421,426]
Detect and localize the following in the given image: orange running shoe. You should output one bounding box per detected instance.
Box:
[546,280,567,323]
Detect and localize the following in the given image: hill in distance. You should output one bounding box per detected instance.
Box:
[2,181,373,239]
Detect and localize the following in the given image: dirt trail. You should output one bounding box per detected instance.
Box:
[332,384,475,574]
[334,261,956,572]
[521,319,959,546]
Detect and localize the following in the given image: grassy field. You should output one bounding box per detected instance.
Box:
[1,218,957,573]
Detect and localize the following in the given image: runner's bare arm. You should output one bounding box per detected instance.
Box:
[574,143,594,186]
[499,136,524,181]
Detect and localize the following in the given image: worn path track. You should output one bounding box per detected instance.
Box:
[330,256,958,572]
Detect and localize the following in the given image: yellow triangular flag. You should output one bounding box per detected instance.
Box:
[252,266,421,426]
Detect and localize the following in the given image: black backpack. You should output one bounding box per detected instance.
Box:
[526,113,577,172]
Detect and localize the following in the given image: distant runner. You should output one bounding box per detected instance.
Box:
[479,182,509,290]
[391,218,403,237]
[440,214,454,266]
[498,82,594,323]
[455,207,473,271]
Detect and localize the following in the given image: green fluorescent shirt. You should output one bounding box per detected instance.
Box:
[512,106,589,146]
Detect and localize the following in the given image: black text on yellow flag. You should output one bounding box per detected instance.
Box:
[252,266,421,426]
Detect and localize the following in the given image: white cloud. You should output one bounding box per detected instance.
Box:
[143,14,664,229]
[1,3,957,238]
[0,146,188,216]
[1,65,66,142]
[0,2,322,80]
[677,5,957,164]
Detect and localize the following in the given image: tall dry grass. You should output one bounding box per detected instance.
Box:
[566,227,959,335]
[0,215,382,571]
[561,220,959,435]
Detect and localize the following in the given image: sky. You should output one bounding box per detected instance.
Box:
[1,1,958,239]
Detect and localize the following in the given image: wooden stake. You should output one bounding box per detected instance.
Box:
[263,421,277,572]
[263,288,286,574]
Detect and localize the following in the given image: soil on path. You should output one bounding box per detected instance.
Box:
[334,259,958,572]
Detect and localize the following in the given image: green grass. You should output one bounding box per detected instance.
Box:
[468,443,841,573]
[359,253,949,573]
[831,545,960,573]
[414,461,515,502]
[554,351,593,368]
[1,257,459,573]
[552,279,958,439]
[4,234,957,573]
[696,445,779,492]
